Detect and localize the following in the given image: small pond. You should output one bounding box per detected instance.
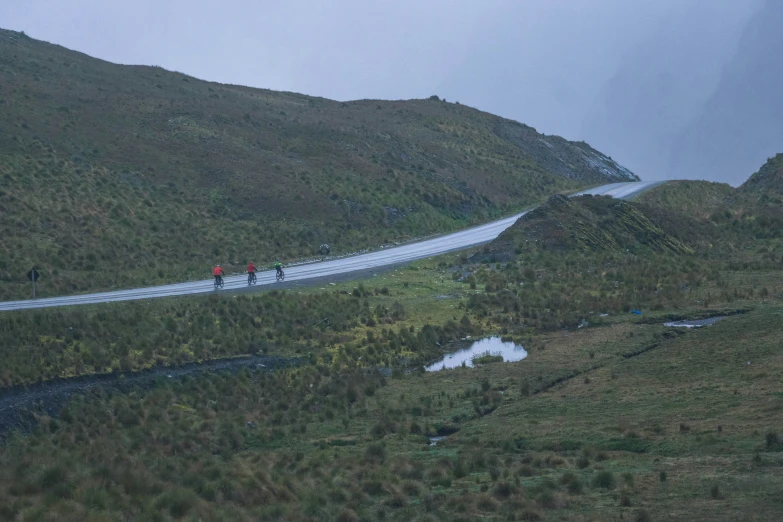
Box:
[664,316,727,328]
[426,337,527,372]
[429,436,447,446]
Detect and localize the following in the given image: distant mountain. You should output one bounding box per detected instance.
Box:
[669,0,783,184]
[0,28,635,299]
[582,1,757,181]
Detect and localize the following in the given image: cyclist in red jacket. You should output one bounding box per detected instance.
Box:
[247,262,257,284]
[213,265,224,286]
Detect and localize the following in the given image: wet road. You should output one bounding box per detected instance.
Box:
[0,181,663,311]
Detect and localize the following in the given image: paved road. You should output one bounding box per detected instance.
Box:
[0,181,663,312]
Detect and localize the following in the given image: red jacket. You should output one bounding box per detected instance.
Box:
[247,263,257,273]
[213,267,223,276]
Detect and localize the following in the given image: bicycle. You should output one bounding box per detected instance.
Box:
[276,269,285,282]
[214,276,224,289]
[248,272,257,285]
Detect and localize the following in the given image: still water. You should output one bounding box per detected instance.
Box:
[664,316,727,328]
[426,337,527,372]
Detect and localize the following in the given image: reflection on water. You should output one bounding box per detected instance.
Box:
[426,337,527,372]
[429,436,447,446]
[664,316,727,328]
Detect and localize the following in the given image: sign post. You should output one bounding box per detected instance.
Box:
[27,267,40,298]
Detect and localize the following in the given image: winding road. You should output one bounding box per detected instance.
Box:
[0,181,663,312]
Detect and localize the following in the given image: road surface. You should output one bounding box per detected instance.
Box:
[0,181,663,312]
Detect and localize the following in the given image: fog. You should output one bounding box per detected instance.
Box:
[2,0,778,185]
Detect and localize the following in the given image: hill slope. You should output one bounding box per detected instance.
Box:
[740,153,783,195]
[0,28,635,299]
[637,157,783,248]
[480,194,691,261]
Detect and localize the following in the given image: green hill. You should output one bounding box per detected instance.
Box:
[0,28,636,299]
[740,153,783,198]
[637,158,783,248]
[480,194,691,261]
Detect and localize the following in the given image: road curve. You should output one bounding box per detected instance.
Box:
[0,181,663,312]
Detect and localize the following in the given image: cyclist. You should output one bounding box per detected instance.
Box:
[247,261,257,284]
[213,264,224,286]
[274,260,284,279]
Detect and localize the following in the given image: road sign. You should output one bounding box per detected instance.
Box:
[27,268,40,299]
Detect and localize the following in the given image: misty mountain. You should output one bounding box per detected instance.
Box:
[669,0,783,185]
[582,0,772,184]
[585,3,742,179]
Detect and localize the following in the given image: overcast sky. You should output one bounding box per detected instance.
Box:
[0,1,770,184]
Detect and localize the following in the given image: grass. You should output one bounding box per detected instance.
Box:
[0,281,474,388]
[1,219,781,390]
[1,303,780,520]
[0,27,637,300]
[3,236,780,391]
[0,154,782,518]
[471,352,504,365]
[486,194,693,257]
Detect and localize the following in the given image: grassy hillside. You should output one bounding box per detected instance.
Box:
[1,284,781,520]
[638,172,783,250]
[0,28,635,299]
[741,153,783,194]
[482,194,692,259]
[4,27,783,522]
[0,162,782,519]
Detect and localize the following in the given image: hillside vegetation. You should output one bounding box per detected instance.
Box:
[0,159,782,519]
[482,194,691,260]
[0,28,635,299]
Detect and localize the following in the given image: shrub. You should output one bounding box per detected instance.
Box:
[567,478,583,494]
[154,489,198,518]
[453,460,467,479]
[336,508,359,522]
[517,465,535,477]
[536,490,557,509]
[559,472,582,494]
[576,455,589,469]
[592,470,615,489]
[364,443,386,463]
[635,510,652,522]
[492,481,512,498]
